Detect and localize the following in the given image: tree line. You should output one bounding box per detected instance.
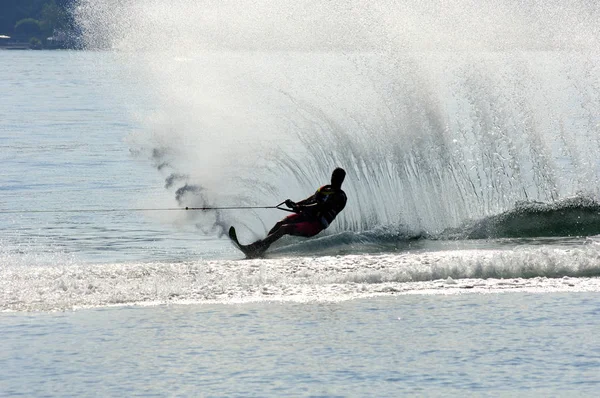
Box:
[0,0,75,48]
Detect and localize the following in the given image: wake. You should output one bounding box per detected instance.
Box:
[3,242,600,312]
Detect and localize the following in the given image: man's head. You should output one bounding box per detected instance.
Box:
[331,167,346,189]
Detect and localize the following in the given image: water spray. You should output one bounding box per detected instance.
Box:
[73,0,600,235]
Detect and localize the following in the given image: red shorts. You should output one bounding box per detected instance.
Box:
[283,213,324,237]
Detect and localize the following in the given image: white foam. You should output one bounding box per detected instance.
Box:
[2,246,600,311]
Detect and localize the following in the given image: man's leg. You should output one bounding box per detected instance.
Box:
[267,220,284,235]
[268,213,302,235]
[249,215,322,254]
[250,223,295,253]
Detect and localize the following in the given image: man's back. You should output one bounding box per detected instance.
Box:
[311,185,346,226]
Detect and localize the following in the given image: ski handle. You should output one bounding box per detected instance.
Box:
[275,201,297,213]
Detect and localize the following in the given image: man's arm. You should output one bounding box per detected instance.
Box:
[285,193,318,213]
[295,194,317,206]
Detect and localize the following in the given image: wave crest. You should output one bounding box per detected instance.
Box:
[440,195,600,239]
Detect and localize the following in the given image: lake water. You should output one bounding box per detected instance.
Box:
[2,294,600,397]
[1,51,600,396]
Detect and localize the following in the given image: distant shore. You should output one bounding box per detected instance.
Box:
[0,43,31,50]
[0,43,71,50]
[0,34,74,50]
[1,0,75,50]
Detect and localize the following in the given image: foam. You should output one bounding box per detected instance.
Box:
[3,246,600,312]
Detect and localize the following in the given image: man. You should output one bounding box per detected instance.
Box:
[244,167,347,255]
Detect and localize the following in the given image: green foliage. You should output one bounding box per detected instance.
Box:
[41,1,69,35]
[1,0,72,36]
[15,18,42,36]
[29,36,43,49]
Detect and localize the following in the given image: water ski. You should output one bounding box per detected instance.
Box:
[228,226,267,259]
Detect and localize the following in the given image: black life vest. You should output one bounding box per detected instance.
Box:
[314,185,347,227]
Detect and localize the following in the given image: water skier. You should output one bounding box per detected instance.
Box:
[229,167,347,257]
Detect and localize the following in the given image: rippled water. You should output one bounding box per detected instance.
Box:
[2,295,600,396]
